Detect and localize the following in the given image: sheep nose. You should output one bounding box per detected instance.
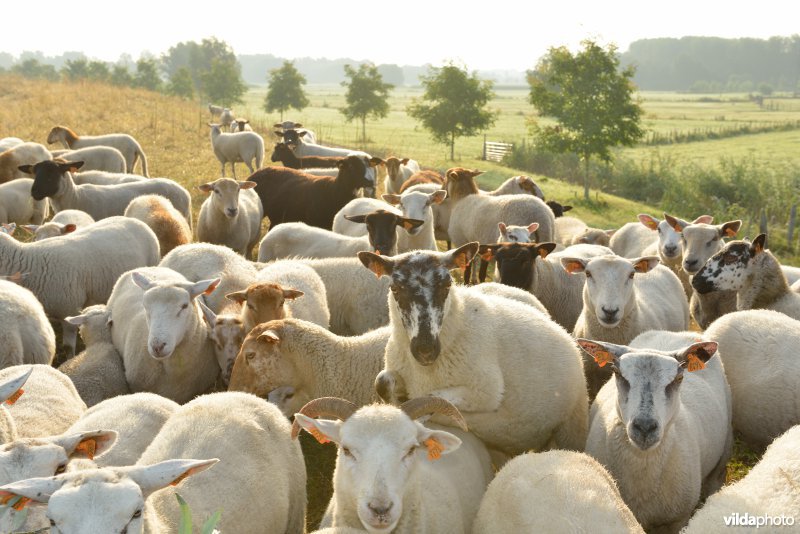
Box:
[601,306,619,322]
[663,245,678,257]
[150,341,167,357]
[226,208,238,217]
[632,417,658,437]
[683,258,699,272]
[368,501,393,517]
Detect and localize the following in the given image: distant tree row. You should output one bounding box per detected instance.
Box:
[622,35,800,92]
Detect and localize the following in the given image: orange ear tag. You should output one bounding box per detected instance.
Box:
[0,493,16,506]
[75,439,97,460]
[309,427,331,445]
[5,389,23,405]
[594,350,614,368]
[424,438,444,460]
[11,496,30,511]
[686,355,706,372]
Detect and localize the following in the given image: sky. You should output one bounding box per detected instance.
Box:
[4,0,798,70]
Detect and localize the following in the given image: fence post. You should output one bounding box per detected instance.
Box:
[482,134,487,161]
[788,205,797,250]
[759,208,768,235]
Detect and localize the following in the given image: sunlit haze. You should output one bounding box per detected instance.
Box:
[3,0,797,70]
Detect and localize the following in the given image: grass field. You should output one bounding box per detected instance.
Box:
[0,75,781,529]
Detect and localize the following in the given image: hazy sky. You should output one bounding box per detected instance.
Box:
[4,0,797,70]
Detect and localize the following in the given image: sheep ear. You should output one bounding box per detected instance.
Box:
[750,234,767,255]
[62,223,77,235]
[382,194,402,205]
[416,425,462,461]
[282,289,304,300]
[358,251,394,278]
[369,157,384,167]
[126,459,218,497]
[0,477,65,508]
[719,220,742,238]
[59,160,83,173]
[638,214,660,231]
[693,215,713,224]
[498,222,507,235]
[17,164,34,175]
[576,339,629,369]
[675,341,717,372]
[238,181,257,190]
[21,224,38,233]
[344,214,367,224]
[189,278,220,298]
[274,130,284,137]
[400,158,410,165]
[444,242,478,271]
[198,300,217,325]
[604,229,616,237]
[429,190,447,204]
[273,123,282,129]
[298,131,307,138]
[478,244,500,262]
[0,368,32,405]
[293,414,342,445]
[536,242,557,258]
[197,183,215,193]
[64,313,89,326]
[399,218,424,231]
[226,290,248,304]
[631,256,660,273]
[663,213,685,233]
[527,222,539,234]
[131,272,155,291]
[293,123,303,128]
[51,430,118,460]
[258,331,281,344]
[560,257,587,274]
[562,205,572,213]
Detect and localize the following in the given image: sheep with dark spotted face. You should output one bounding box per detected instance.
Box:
[360,244,588,458]
[692,234,800,320]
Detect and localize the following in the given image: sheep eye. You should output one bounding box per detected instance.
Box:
[213,190,220,195]
[681,235,687,243]
[390,284,400,293]
[723,254,737,264]
[50,519,56,527]
[132,509,142,519]
[180,303,189,310]
[628,272,635,280]
[404,445,418,458]
[342,447,354,459]
[657,227,661,234]
[245,352,255,362]
[55,464,66,475]
[585,271,592,279]
[247,304,256,311]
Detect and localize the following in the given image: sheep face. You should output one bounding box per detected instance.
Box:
[21,159,83,201]
[337,156,376,197]
[639,214,683,261]
[66,304,112,346]
[227,282,303,332]
[294,404,461,533]
[546,201,572,217]
[0,430,117,533]
[479,242,555,289]
[0,459,216,534]
[270,142,293,163]
[383,191,446,237]
[562,256,660,328]
[498,222,538,243]
[132,274,219,360]
[199,178,256,219]
[202,311,244,386]
[345,210,424,255]
[572,228,613,246]
[692,236,765,295]
[678,219,741,274]
[578,340,717,451]
[358,244,478,365]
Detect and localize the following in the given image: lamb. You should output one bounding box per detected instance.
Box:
[467,221,540,284]
[0,279,55,368]
[572,227,615,246]
[478,242,612,330]
[229,118,253,132]
[57,305,130,407]
[1,392,307,534]
[0,215,160,356]
[271,141,345,169]
[219,107,234,127]
[704,309,800,449]
[692,234,800,320]
[248,155,375,229]
[23,209,95,241]
[683,424,800,533]
[383,156,421,194]
[65,392,178,467]
[382,189,448,252]
[197,178,263,256]
[0,141,51,183]
[22,159,192,224]
[472,450,644,534]
[159,242,260,313]
[208,123,265,178]
[561,254,689,399]
[0,177,48,226]
[485,175,544,198]
[260,212,422,261]
[361,244,589,457]
[51,145,127,173]
[47,125,148,176]
[580,333,733,533]
[293,396,492,533]
[124,194,192,257]
[257,259,331,329]
[228,319,390,417]
[106,267,222,403]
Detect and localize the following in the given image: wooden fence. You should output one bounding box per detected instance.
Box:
[482,136,513,162]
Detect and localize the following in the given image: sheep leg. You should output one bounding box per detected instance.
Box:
[231,162,237,179]
[478,259,489,283]
[61,319,78,359]
[470,258,481,284]
[220,162,226,178]
[463,261,473,285]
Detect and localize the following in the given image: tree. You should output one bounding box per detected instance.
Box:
[86,61,110,82]
[407,63,497,160]
[201,58,247,107]
[264,61,309,121]
[161,37,245,100]
[528,40,644,200]
[134,57,163,92]
[168,67,194,99]
[110,64,133,87]
[11,59,58,81]
[62,58,89,81]
[340,63,393,143]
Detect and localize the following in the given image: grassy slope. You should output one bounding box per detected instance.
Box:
[0,76,769,528]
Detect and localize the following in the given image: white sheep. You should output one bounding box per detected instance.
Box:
[383,156,421,194]
[294,396,492,533]
[0,141,51,183]
[479,242,612,330]
[0,278,55,368]
[65,392,178,467]
[159,242,260,313]
[0,215,160,356]
[208,103,224,117]
[382,189,448,252]
[197,178,263,256]
[106,267,221,403]
[208,123,265,178]
[71,169,147,185]
[580,332,732,532]
[229,319,390,417]
[473,450,644,534]
[498,221,538,243]
[361,244,589,457]
[57,305,130,407]
[257,259,331,328]
[554,216,590,246]
[693,234,800,320]
[21,159,192,225]
[124,194,192,257]
[23,209,95,241]
[51,145,127,173]
[467,281,550,317]
[0,368,32,443]
[704,308,800,449]
[562,254,690,398]
[0,137,23,153]
[609,218,656,258]
[572,227,615,246]
[47,125,149,176]
[219,107,234,128]
[0,178,48,226]
[1,392,307,534]
[229,118,253,132]
[484,175,545,198]
[683,424,800,533]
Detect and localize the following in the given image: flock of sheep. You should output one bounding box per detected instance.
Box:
[0,102,796,534]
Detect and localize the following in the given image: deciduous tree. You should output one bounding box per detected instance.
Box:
[340,63,393,143]
[264,61,309,121]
